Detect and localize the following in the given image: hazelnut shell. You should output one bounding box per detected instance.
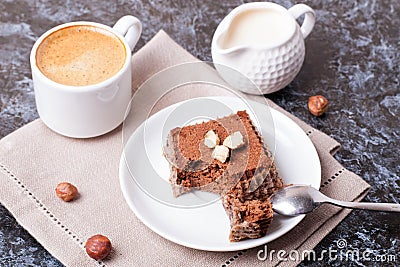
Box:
[308,95,329,116]
[85,234,112,260]
[55,182,78,202]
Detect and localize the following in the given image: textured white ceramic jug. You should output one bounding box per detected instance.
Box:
[212,2,315,95]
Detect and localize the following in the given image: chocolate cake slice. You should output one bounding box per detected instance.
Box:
[164,110,283,242]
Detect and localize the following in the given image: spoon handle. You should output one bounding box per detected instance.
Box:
[327,199,400,212]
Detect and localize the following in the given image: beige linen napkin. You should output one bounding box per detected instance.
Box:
[0,31,370,267]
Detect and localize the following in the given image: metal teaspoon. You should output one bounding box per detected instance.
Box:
[270,185,400,216]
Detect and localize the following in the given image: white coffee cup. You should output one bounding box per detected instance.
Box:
[30,15,142,138]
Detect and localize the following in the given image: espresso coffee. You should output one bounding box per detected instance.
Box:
[36,25,126,86]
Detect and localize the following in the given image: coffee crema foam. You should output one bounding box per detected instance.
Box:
[36,25,126,86]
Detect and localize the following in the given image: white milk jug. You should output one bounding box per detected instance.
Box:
[212,2,315,95]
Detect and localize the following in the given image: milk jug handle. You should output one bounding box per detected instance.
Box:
[113,15,142,51]
[288,4,316,39]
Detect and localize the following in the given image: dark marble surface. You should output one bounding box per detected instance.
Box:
[0,0,399,266]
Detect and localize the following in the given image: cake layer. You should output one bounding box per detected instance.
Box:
[165,111,271,195]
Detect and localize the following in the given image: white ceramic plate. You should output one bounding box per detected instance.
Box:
[119,97,320,251]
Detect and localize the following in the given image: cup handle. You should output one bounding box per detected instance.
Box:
[288,4,316,39]
[113,15,142,51]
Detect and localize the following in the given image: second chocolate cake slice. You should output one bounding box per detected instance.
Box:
[164,110,283,242]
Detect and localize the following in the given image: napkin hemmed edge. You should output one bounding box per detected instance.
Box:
[0,162,99,267]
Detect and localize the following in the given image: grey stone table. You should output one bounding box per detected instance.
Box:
[0,0,399,266]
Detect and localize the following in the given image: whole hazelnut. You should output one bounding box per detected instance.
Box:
[308,95,329,116]
[55,182,78,202]
[85,234,112,260]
